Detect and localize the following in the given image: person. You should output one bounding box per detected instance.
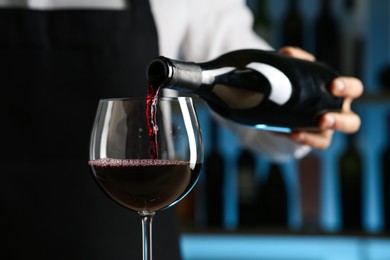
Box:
[0,0,363,259]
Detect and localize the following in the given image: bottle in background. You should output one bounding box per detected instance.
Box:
[315,0,341,71]
[238,148,260,227]
[298,152,322,231]
[176,189,196,229]
[252,0,273,45]
[282,0,304,47]
[381,114,390,232]
[338,133,363,231]
[204,118,225,228]
[258,163,288,229]
[340,0,366,78]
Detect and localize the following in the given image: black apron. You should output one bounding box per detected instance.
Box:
[0,1,182,259]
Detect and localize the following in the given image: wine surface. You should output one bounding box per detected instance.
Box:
[89,158,202,213]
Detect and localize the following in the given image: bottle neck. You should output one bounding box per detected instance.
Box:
[289,0,299,12]
[321,0,332,13]
[147,57,202,92]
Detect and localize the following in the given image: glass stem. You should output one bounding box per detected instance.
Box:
[140,212,155,260]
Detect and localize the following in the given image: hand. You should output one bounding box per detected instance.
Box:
[279,46,363,150]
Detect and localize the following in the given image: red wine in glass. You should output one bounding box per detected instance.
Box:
[89,158,202,212]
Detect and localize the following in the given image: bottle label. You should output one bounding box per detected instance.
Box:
[246,62,292,105]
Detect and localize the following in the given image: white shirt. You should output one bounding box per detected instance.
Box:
[0,0,271,58]
[0,0,310,161]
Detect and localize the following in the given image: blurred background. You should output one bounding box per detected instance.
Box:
[178,0,390,259]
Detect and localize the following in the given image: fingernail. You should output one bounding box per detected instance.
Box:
[323,115,335,128]
[334,79,345,93]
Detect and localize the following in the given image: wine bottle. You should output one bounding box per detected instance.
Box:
[338,133,363,231]
[252,0,272,44]
[315,0,341,71]
[258,163,288,228]
[379,65,390,91]
[147,49,342,133]
[382,114,390,232]
[237,148,259,227]
[204,118,225,227]
[341,0,365,78]
[176,186,196,229]
[282,0,304,47]
[298,153,321,231]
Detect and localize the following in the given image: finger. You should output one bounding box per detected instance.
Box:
[341,97,353,112]
[319,112,361,134]
[331,77,364,99]
[279,46,316,61]
[290,129,334,150]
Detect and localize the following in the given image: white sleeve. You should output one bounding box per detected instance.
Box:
[181,0,273,61]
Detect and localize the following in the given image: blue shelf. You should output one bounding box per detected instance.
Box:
[181,234,390,260]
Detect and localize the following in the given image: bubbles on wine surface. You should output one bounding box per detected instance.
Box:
[88,158,188,167]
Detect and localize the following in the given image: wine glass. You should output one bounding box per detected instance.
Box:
[89,97,203,260]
